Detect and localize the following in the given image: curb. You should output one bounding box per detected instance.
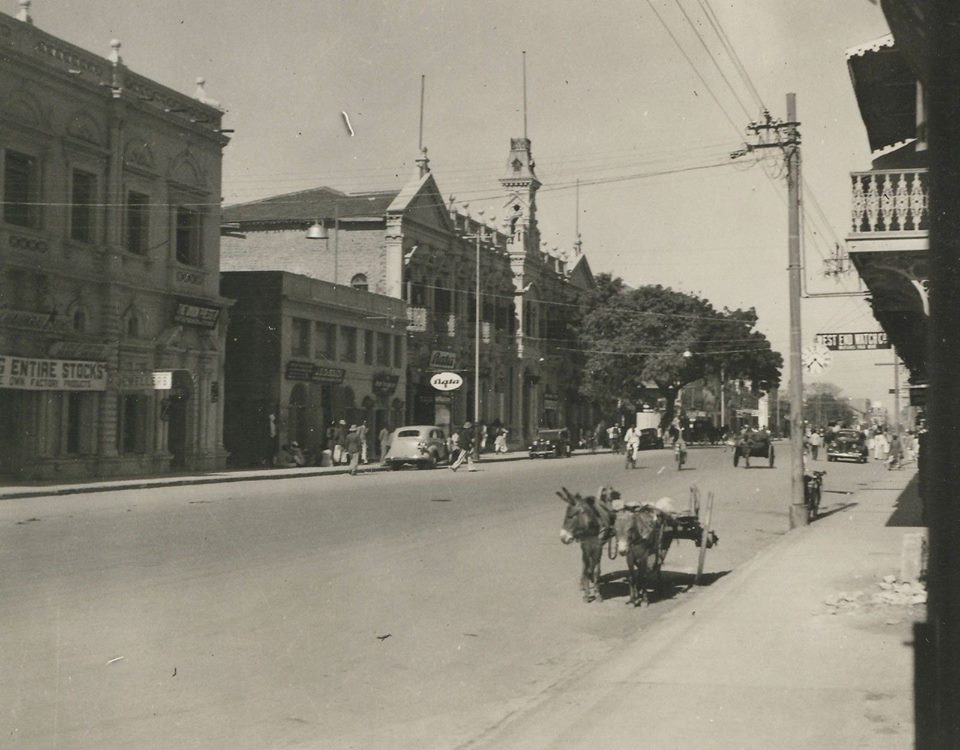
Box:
[0,449,548,501]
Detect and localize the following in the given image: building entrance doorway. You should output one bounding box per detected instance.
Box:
[165,371,192,468]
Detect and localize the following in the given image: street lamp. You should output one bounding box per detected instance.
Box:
[306,201,339,285]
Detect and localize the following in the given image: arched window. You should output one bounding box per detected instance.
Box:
[126,314,139,337]
[350,273,368,292]
[72,309,87,332]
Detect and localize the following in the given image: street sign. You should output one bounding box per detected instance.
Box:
[815,332,890,351]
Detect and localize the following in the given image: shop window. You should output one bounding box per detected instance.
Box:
[126,191,149,254]
[393,334,403,368]
[339,325,357,362]
[350,273,368,292]
[118,393,148,454]
[364,330,374,365]
[3,150,40,228]
[316,321,337,360]
[175,206,202,266]
[70,169,97,242]
[376,332,390,366]
[291,317,311,357]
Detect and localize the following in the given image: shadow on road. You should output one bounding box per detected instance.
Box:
[597,569,731,603]
[814,501,859,521]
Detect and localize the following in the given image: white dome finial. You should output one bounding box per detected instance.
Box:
[17,0,33,24]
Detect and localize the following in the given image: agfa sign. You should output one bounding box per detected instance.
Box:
[430,371,463,391]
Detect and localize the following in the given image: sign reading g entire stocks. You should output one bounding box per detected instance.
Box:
[0,354,107,390]
[815,331,890,351]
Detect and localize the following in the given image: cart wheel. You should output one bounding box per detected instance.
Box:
[695,492,715,586]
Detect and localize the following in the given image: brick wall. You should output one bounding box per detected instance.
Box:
[221,225,395,297]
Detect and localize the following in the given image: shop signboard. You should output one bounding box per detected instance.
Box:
[174,298,221,329]
[429,350,457,370]
[372,372,400,395]
[815,331,890,351]
[0,354,107,390]
[285,360,345,384]
[430,371,463,391]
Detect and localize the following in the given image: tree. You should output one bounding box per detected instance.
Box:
[575,274,783,428]
[803,382,857,428]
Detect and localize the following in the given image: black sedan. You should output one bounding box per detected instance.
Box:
[529,428,573,458]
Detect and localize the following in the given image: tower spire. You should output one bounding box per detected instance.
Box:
[522,50,528,140]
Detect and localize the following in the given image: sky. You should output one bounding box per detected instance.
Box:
[32,0,899,411]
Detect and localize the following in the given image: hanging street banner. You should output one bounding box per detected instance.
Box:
[815,332,890,351]
[0,354,107,390]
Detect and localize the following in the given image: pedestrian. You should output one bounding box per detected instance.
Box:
[886,431,902,471]
[345,425,362,475]
[809,429,822,460]
[623,425,639,469]
[494,426,509,453]
[873,430,889,461]
[276,443,297,468]
[334,419,347,464]
[379,423,392,463]
[358,420,369,464]
[451,421,476,471]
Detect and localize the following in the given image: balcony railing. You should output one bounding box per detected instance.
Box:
[850,168,928,236]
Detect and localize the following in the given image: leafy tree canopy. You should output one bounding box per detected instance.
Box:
[576,274,783,422]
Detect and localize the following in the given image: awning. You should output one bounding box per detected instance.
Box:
[846,36,917,154]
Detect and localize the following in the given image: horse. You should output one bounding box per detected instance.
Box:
[558,486,616,602]
[614,503,674,606]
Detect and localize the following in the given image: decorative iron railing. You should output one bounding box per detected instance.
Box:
[850,168,928,235]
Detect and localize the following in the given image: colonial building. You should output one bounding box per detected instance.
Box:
[0,4,230,479]
[222,145,595,444]
[220,271,407,465]
[845,32,928,402]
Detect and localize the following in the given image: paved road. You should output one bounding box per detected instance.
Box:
[0,444,880,749]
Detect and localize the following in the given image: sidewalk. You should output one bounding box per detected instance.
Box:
[0,448,538,500]
[464,468,923,750]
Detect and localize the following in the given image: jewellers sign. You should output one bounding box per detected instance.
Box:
[815,332,890,351]
[174,298,221,329]
[430,371,463,392]
[0,354,107,391]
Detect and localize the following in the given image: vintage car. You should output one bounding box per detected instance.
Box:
[826,429,868,463]
[636,428,664,450]
[529,428,573,458]
[384,425,449,470]
[733,429,775,468]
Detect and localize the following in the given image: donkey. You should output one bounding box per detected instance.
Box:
[558,487,613,602]
[614,504,674,606]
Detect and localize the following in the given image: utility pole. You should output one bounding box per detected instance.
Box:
[739,94,807,528]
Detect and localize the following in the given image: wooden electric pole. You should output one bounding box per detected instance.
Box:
[738,94,807,528]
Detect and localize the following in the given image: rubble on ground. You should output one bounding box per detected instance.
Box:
[824,574,926,614]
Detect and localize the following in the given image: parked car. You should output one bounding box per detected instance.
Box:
[385,425,449,469]
[826,429,868,463]
[529,427,572,458]
[636,428,664,450]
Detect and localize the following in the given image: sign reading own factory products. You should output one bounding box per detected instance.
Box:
[815,331,890,351]
[285,360,345,384]
[0,354,107,390]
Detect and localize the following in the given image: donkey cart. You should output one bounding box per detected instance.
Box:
[608,485,719,605]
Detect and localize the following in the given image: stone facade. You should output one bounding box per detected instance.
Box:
[0,8,230,479]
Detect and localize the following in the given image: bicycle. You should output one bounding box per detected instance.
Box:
[803,470,826,522]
